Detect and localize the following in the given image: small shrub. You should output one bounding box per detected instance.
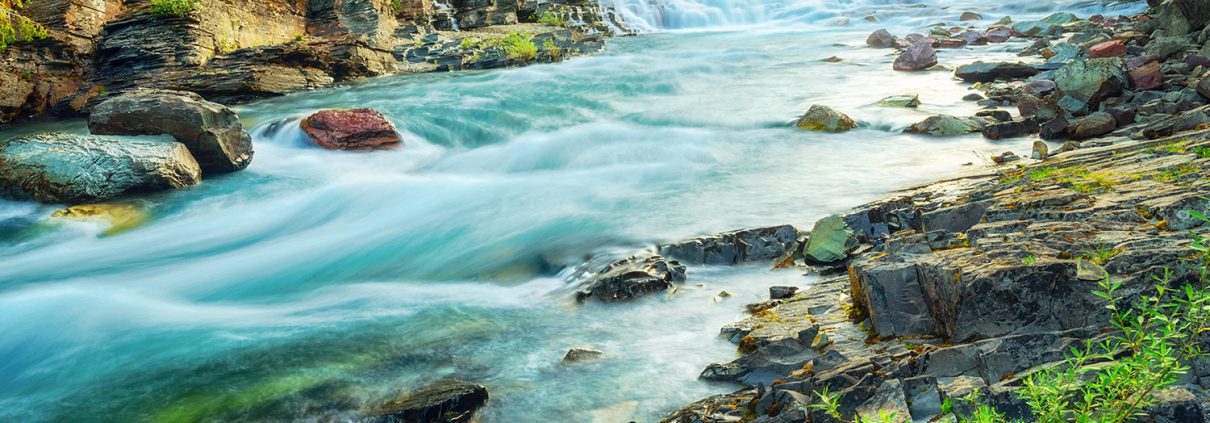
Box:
[459,37,478,50]
[496,31,536,62]
[538,10,568,27]
[0,0,48,52]
[1021,255,1038,265]
[1080,245,1122,265]
[543,38,560,60]
[1193,146,1210,158]
[149,0,198,18]
[391,0,405,15]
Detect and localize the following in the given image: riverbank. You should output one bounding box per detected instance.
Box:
[653,1,1210,421]
[0,0,619,125]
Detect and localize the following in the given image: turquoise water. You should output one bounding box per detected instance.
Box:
[0,1,1145,422]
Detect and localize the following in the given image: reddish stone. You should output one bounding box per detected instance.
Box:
[301,108,402,151]
[986,26,1012,43]
[1089,40,1126,58]
[1128,61,1164,91]
[937,37,967,49]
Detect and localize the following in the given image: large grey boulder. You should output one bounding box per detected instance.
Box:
[0,133,201,203]
[905,115,987,136]
[89,90,253,175]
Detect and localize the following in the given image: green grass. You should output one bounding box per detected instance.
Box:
[459,37,478,50]
[538,10,568,26]
[1029,166,1058,181]
[1152,163,1200,183]
[1193,147,1210,158]
[494,31,537,62]
[1022,255,1038,265]
[0,1,48,52]
[149,0,198,17]
[1081,245,1122,265]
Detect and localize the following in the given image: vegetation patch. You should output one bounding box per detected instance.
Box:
[1151,163,1200,183]
[1081,245,1123,265]
[0,0,48,52]
[493,31,537,62]
[538,10,568,27]
[149,0,199,18]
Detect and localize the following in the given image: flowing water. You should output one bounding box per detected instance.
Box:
[0,1,1146,422]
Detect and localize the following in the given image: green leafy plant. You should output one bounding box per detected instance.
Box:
[538,10,568,26]
[1021,255,1038,265]
[1081,245,1123,265]
[391,0,405,15]
[496,31,536,62]
[543,37,560,60]
[459,37,478,50]
[1,0,48,52]
[149,0,198,18]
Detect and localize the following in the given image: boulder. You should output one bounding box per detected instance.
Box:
[960,12,982,21]
[563,348,604,363]
[88,90,254,174]
[1032,140,1050,160]
[1053,57,1127,109]
[575,255,687,302]
[867,29,896,48]
[960,30,989,46]
[1088,40,1126,58]
[1199,77,1210,100]
[1018,95,1059,121]
[893,41,937,72]
[366,380,488,423]
[804,214,858,263]
[954,62,1040,83]
[769,286,799,300]
[906,115,985,136]
[986,26,1012,43]
[300,108,402,150]
[1153,0,1210,36]
[795,105,858,132]
[1069,112,1118,139]
[876,94,921,108]
[1025,80,1057,96]
[661,225,799,265]
[983,119,1038,140]
[1129,61,1165,90]
[0,133,201,203]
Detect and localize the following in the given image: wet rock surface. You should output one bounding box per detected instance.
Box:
[575,254,687,302]
[365,380,489,423]
[0,133,201,203]
[301,108,403,151]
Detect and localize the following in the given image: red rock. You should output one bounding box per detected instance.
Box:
[1088,40,1126,58]
[301,108,402,151]
[986,26,1012,43]
[1128,61,1164,91]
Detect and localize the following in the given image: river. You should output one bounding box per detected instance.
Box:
[0,0,1144,421]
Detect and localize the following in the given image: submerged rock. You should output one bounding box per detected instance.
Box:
[866,29,896,48]
[563,348,604,363]
[88,90,254,175]
[804,214,858,263]
[50,203,149,236]
[367,380,488,423]
[893,41,937,72]
[575,254,687,302]
[0,133,201,203]
[301,108,402,150]
[795,105,858,132]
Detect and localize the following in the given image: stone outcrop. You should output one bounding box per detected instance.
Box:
[88,90,253,173]
[301,108,402,150]
[660,225,799,265]
[0,133,201,203]
[575,254,687,302]
[366,380,489,423]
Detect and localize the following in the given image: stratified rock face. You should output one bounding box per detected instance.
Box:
[893,41,937,71]
[575,255,687,302]
[661,225,799,265]
[300,108,402,150]
[795,105,858,132]
[804,214,858,263]
[0,133,201,203]
[88,90,253,174]
[1053,57,1127,109]
[307,0,397,42]
[366,380,489,423]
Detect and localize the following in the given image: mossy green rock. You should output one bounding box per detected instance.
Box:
[876,94,921,108]
[795,105,858,132]
[804,214,858,263]
[1053,57,1126,108]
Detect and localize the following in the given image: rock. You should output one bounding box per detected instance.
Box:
[88,90,253,174]
[1129,61,1165,91]
[1106,105,1137,126]
[367,380,488,423]
[700,338,818,386]
[867,29,896,48]
[876,94,921,108]
[906,115,985,136]
[575,255,687,302]
[976,110,1012,123]
[1040,115,1070,140]
[986,26,1013,43]
[1144,35,1190,61]
[1153,0,1210,36]
[850,261,936,336]
[795,105,858,132]
[963,93,985,101]
[1088,40,1127,58]
[0,133,201,203]
[1197,77,1210,99]
[769,286,799,300]
[661,225,799,265]
[1032,140,1050,160]
[960,12,982,21]
[1146,387,1207,423]
[562,348,604,363]
[960,30,989,46]
[50,203,149,236]
[992,151,1020,164]
[954,62,1040,83]
[893,41,938,72]
[1025,80,1057,96]
[300,108,403,150]
[857,380,912,422]
[1053,58,1127,109]
[804,214,858,263]
[1076,259,1109,281]
[983,119,1038,140]
[1069,112,1118,139]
